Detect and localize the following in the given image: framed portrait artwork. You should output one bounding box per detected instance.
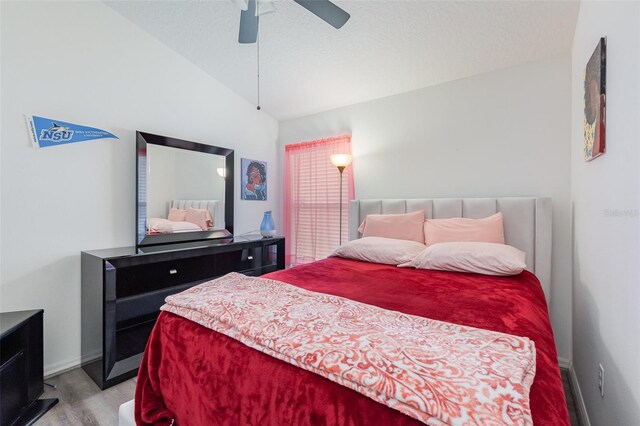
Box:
[584,37,606,161]
[241,158,267,201]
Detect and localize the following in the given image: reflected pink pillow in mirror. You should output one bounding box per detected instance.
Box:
[168,208,187,222]
[185,208,210,230]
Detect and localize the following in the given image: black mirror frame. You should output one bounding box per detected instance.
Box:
[135,131,234,247]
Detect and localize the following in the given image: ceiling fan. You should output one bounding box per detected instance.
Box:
[233,0,351,44]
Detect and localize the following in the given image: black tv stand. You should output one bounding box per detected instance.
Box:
[0,310,58,425]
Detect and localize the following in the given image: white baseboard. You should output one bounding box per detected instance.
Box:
[44,357,82,379]
[558,356,571,369]
[44,349,100,379]
[568,360,592,426]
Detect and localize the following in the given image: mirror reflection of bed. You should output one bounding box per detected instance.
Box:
[146,142,226,235]
[146,200,225,235]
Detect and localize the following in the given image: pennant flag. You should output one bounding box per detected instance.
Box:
[26,115,119,148]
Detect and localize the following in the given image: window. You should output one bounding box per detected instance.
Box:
[284,135,354,265]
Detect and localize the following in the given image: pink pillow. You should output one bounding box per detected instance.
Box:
[167,208,187,222]
[424,212,505,246]
[185,208,210,230]
[398,242,526,276]
[357,210,425,244]
[330,237,426,265]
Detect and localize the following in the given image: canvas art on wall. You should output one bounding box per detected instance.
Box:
[584,37,606,161]
[241,158,267,200]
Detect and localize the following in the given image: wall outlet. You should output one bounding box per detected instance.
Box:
[598,363,605,398]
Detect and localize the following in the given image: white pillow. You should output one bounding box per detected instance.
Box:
[148,218,202,234]
[329,237,426,265]
[398,242,526,276]
[148,217,173,233]
[170,221,203,233]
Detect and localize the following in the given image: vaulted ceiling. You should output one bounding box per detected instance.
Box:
[106,0,579,121]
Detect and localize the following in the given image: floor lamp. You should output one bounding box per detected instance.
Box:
[330,154,352,246]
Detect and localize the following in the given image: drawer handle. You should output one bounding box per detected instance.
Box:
[247,256,253,260]
[169,269,178,275]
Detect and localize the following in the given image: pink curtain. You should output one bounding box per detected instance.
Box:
[284,135,354,266]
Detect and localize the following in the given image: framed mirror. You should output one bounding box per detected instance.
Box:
[136,131,234,247]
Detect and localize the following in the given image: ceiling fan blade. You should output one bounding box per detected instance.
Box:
[239,0,259,43]
[293,0,350,29]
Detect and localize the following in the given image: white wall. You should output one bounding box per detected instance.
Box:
[0,1,279,375]
[173,149,225,201]
[146,145,226,219]
[147,144,177,218]
[571,2,640,425]
[279,55,573,359]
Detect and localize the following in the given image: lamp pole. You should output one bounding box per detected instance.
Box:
[330,154,352,247]
[337,165,345,245]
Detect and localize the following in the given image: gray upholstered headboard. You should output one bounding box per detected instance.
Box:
[349,198,552,302]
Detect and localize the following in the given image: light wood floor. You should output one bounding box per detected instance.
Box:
[38,369,135,426]
[37,368,581,425]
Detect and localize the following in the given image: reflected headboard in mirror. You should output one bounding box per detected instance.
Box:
[136,131,234,247]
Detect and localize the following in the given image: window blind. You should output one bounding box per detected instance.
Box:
[284,135,354,266]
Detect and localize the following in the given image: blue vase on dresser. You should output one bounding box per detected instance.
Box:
[260,211,276,237]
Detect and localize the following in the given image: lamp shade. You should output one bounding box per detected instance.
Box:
[330,154,352,168]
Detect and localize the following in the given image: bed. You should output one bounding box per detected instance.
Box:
[128,197,568,425]
[146,200,225,234]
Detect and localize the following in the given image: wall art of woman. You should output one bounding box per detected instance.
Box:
[243,160,267,200]
[584,37,606,161]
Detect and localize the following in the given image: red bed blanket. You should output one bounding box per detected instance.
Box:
[135,257,569,426]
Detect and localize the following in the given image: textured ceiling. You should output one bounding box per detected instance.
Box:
[105,0,579,121]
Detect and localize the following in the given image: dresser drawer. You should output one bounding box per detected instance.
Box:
[114,255,217,298]
[115,281,200,323]
[216,248,261,275]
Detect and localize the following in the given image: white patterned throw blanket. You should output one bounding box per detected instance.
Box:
[161,272,536,425]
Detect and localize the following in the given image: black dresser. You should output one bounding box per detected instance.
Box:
[0,310,58,426]
[81,236,285,389]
